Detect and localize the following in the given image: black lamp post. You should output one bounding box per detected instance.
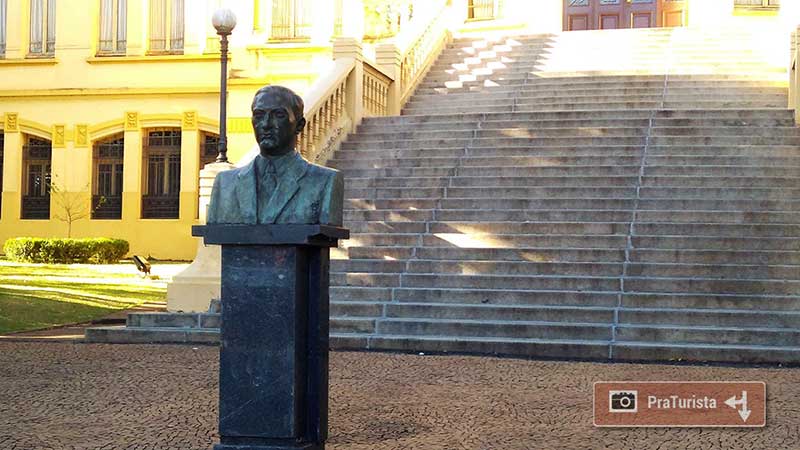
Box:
[212,8,237,163]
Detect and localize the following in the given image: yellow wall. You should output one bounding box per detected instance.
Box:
[0,0,353,260]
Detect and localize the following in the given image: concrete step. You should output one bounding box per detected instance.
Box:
[620,307,800,329]
[386,302,615,323]
[626,262,800,280]
[630,249,800,265]
[616,324,800,347]
[396,273,620,291]
[624,276,800,296]
[621,293,800,311]
[632,235,800,251]
[611,341,800,364]
[375,318,613,340]
[344,334,611,360]
[406,260,623,276]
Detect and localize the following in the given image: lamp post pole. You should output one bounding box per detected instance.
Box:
[212,9,237,163]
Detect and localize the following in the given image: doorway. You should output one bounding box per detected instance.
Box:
[563,0,687,31]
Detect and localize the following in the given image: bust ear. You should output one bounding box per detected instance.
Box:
[295,117,307,135]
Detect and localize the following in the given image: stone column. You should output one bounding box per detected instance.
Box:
[121,112,143,221]
[333,38,366,125]
[1,114,23,222]
[179,112,200,221]
[166,161,233,313]
[375,43,403,116]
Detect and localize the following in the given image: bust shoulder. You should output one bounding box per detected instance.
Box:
[303,161,340,181]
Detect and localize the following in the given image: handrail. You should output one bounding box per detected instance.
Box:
[791,28,799,125]
[298,58,356,164]
[396,1,451,106]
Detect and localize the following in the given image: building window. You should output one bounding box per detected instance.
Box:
[92,135,124,219]
[271,0,312,41]
[149,0,184,53]
[333,0,344,37]
[201,133,219,168]
[29,0,56,56]
[734,0,779,7]
[142,129,180,219]
[99,0,127,55]
[1,0,7,57]
[22,136,51,220]
[468,0,495,20]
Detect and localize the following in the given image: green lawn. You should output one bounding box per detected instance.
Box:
[0,261,178,334]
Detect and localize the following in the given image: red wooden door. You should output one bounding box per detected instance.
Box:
[563,0,673,31]
[597,0,624,30]
[564,0,592,31]
[659,0,687,27]
[628,0,658,28]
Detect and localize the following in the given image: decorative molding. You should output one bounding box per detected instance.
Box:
[53,125,66,148]
[4,113,19,133]
[125,112,139,131]
[183,111,198,131]
[75,125,89,147]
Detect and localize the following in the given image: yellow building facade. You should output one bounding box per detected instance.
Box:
[0,0,796,260]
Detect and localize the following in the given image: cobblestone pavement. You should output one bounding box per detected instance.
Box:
[1,343,799,450]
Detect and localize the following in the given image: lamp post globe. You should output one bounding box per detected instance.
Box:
[212,8,237,36]
[213,8,236,163]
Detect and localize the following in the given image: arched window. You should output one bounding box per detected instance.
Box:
[92,134,124,219]
[142,129,181,219]
[22,136,51,219]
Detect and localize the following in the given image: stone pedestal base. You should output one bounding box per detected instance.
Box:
[214,441,321,450]
[195,224,348,450]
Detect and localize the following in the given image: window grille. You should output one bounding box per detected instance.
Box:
[142,129,181,218]
[271,0,312,41]
[29,0,56,56]
[1,0,7,57]
[468,0,495,20]
[734,0,779,7]
[92,135,124,219]
[22,137,52,219]
[149,0,184,53]
[99,0,127,55]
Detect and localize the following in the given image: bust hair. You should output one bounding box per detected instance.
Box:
[252,85,305,122]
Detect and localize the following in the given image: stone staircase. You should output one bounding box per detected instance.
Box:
[326,26,800,363]
[87,25,800,364]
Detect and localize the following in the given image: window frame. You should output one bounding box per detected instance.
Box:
[148,0,185,55]
[29,0,56,57]
[98,0,127,56]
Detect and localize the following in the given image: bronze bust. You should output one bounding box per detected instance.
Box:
[207,85,344,226]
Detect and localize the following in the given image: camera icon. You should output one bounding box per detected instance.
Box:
[609,390,638,413]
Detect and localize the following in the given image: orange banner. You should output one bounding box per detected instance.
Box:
[594,381,766,427]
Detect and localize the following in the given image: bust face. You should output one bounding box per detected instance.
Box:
[251,92,305,157]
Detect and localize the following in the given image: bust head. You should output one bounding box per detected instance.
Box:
[251,85,307,158]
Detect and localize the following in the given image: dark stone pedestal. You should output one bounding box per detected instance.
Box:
[193,225,349,450]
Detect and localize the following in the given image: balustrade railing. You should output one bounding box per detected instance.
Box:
[297,59,352,164]
[397,1,451,106]
[363,62,392,117]
[791,27,799,124]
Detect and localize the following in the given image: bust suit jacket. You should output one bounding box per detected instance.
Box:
[206,150,344,226]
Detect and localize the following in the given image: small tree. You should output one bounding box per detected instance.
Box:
[50,181,105,238]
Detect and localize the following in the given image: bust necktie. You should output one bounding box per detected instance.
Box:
[257,160,279,223]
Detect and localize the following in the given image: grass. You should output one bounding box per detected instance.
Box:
[0,260,180,334]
